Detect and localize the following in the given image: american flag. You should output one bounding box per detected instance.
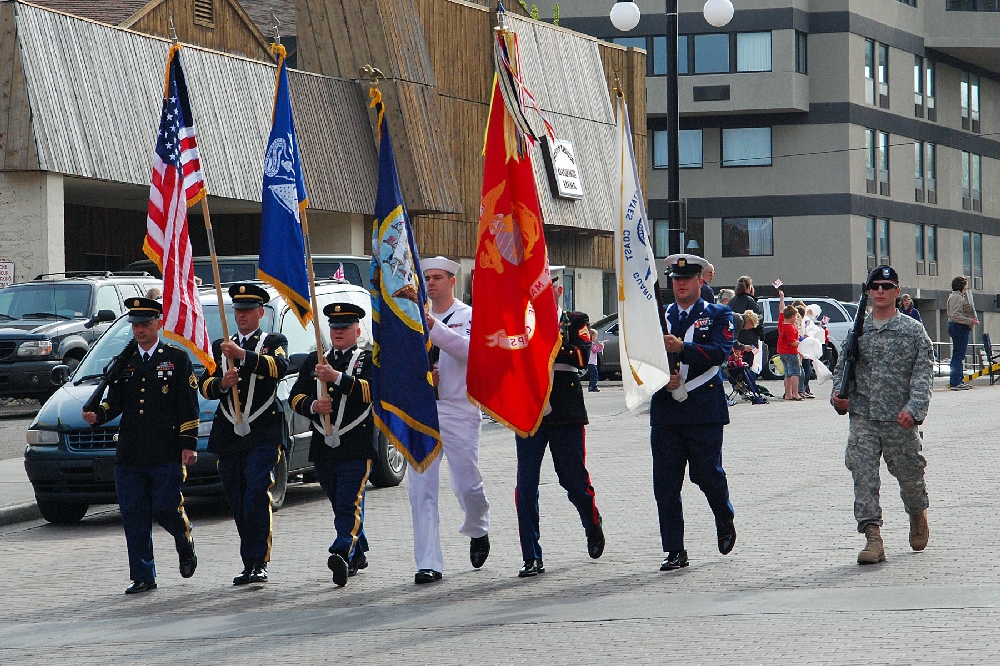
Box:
[142,44,216,374]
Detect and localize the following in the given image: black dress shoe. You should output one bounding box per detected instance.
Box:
[233,566,253,586]
[660,550,689,571]
[518,559,545,578]
[328,552,349,587]
[470,534,491,569]
[414,569,442,584]
[587,519,605,559]
[249,564,268,584]
[178,541,197,579]
[349,552,368,577]
[717,518,737,555]
[125,580,157,594]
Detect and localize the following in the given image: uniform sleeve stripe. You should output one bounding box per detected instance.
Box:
[180,419,200,432]
[265,355,278,377]
[358,379,371,403]
[290,394,305,411]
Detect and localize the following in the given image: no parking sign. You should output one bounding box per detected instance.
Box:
[0,260,13,287]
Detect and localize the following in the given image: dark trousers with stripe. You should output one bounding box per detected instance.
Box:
[315,457,371,560]
[515,424,600,561]
[115,462,192,582]
[217,445,280,567]
[650,424,734,552]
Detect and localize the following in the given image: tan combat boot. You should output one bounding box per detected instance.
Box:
[857,524,886,564]
[909,510,929,551]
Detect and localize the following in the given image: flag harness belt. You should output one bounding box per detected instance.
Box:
[218,336,275,435]
[312,348,370,448]
[668,316,721,393]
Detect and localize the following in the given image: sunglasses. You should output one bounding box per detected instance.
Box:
[867,281,898,291]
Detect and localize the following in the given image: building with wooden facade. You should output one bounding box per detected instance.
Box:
[0,0,645,319]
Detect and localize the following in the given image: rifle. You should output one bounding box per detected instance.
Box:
[653,280,687,402]
[83,339,139,414]
[837,288,869,401]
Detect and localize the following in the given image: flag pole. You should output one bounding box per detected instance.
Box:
[167,16,245,431]
[300,208,333,437]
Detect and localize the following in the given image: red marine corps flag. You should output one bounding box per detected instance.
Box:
[467,12,559,437]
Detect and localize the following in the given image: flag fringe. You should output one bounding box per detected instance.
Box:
[258,268,314,329]
[163,330,216,375]
[373,411,442,474]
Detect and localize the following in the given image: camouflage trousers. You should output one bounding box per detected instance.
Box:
[845,415,929,533]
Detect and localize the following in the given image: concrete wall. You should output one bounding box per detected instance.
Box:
[0,171,64,283]
[306,211,368,257]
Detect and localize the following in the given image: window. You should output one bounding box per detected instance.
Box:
[613,36,647,50]
[914,56,923,116]
[926,143,937,203]
[653,219,671,258]
[864,40,876,105]
[694,33,730,73]
[927,224,938,275]
[795,32,807,74]
[562,272,575,312]
[865,129,877,193]
[962,73,981,132]
[736,32,771,72]
[721,127,771,166]
[865,217,890,269]
[878,218,890,266]
[915,224,925,274]
[652,129,703,169]
[677,36,689,74]
[602,272,617,316]
[877,43,889,107]
[193,0,214,27]
[926,61,936,120]
[914,140,925,201]
[962,231,983,289]
[962,151,983,211]
[654,218,704,256]
[653,36,667,75]
[722,217,773,257]
[95,286,123,316]
[877,131,890,195]
[948,0,1000,10]
[866,217,877,270]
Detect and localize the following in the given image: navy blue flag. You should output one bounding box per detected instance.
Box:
[258,44,312,326]
[369,88,441,472]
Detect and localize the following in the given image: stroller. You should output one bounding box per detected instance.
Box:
[723,348,769,406]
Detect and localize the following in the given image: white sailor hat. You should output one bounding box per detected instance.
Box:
[422,256,461,275]
[664,253,708,278]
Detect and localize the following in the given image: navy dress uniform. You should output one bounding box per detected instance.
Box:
[289,302,374,587]
[88,298,200,593]
[651,254,737,571]
[199,283,288,584]
[514,308,605,578]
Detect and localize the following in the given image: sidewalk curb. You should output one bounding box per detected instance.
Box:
[0,501,40,527]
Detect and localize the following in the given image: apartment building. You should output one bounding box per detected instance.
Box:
[533,0,1000,341]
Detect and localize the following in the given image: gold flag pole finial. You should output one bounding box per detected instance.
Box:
[168,11,178,44]
[271,12,280,44]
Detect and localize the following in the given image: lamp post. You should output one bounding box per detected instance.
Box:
[611,0,733,255]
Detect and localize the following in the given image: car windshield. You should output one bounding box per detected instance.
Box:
[0,283,91,320]
[73,304,275,379]
[767,299,847,323]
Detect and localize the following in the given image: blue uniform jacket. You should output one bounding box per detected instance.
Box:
[650,299,735,427]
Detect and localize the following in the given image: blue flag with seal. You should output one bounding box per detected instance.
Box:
[258,44,312,327]
[368,86,441,473]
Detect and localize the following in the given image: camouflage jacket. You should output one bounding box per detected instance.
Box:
[831,311,934,422]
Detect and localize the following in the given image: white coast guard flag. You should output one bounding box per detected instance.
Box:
[614,94,671,410]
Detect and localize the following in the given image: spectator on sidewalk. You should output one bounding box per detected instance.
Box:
[700,263,716,303]
[776,290,801,401]
[947,276,978,390]
[718,289,735,306]
[898,294,922,323]
[587,328,603,392]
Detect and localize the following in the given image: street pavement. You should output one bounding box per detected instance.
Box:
[2,378,999,664]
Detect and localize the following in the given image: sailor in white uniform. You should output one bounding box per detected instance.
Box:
[408,256,492,585]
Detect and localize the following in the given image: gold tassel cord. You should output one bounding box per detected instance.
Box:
[369,85,385,141]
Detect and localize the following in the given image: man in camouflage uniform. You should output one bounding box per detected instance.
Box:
[832,265,934,565]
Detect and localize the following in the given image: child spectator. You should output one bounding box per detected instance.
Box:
[587,327,603,392]
[776,290,801,400]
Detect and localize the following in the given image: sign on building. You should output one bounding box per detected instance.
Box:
[0,260,13,287]
[542,138,584,200]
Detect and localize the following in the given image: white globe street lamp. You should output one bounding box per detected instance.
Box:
[610,0,641,31]
[703,0,735,27]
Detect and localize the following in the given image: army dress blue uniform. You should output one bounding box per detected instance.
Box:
[289,306,374,587]
[514,310,604,577]
[199,285,288,583]
[90,299,200,592]
[651,254,737,569]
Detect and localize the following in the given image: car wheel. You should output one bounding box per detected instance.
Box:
[271,450,289,510]
[369,430,406,488]
[824,343,839,372]
[36,499,89,524]
[759,344,777,379]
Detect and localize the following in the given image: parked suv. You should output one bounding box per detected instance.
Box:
[0,272,161,400]
[127,254,371,288]
[756,297,854,379]
[24,279,406,524]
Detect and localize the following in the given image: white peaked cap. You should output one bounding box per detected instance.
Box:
[422,256,461,274]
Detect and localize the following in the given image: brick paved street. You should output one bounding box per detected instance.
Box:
[2,380,999,664]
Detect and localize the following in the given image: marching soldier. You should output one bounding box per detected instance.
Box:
[200,283,288,585]
[832,265,934,564]
[289,302,374,587]
[514,275,605,579]
[82,298,199,594]
[651,254,737,572]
